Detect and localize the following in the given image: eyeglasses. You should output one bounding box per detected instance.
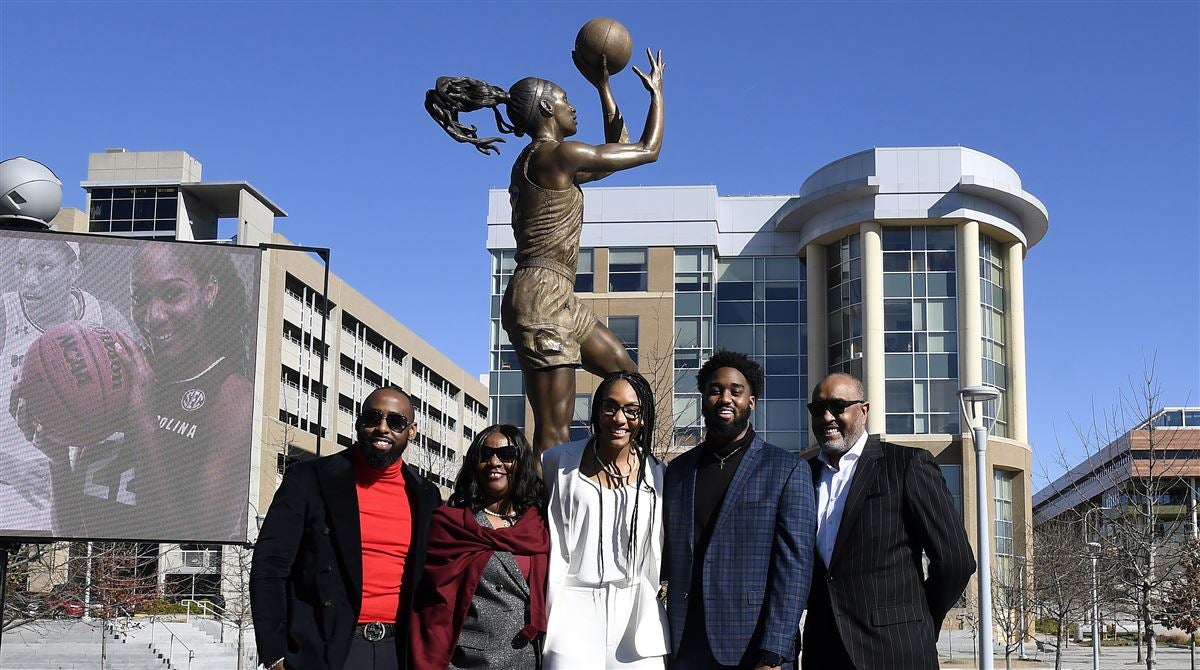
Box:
[600,401,643,421]
[357,409,411,432]
[807,399,866,417]
[480,445,520,463]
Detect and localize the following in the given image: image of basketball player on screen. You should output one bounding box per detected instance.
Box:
[94,242,255,542]
[0,237,133,535]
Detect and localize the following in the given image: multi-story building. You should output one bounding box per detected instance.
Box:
[43,148,488,602]
[488,146,1047,606]
[1033,406,1200,533]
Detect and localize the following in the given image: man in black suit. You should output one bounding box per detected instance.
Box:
[250,386,442,670]
[801,373,975,670]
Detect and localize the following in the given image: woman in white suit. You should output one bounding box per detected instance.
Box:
[541,370,669,669]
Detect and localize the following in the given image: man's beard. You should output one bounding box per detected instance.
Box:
[705,409,750,441]
[819,428,861,459]
[357,439,404,469]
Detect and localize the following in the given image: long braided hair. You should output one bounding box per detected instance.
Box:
[588,370,657,578]
[425,75,560,155]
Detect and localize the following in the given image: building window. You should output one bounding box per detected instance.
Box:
[882,226,959,435]
[940,464,963,515]
[608,316,639,365]
[716,256,805,452]
[1153,410,1184,427]
[826,235,862,380]
[493,250,517,295]
[994,468,1015,579]
[575,249,594,293]
[608,248,647,292]
[673,248,716,453]
[88,186,178,235]
[488,252,525,429]
[980,235,1008,437]
[571,394,592,442]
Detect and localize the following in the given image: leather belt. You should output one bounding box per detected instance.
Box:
[354,622,396,641]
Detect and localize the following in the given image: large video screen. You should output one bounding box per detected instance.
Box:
[0,230,261,543]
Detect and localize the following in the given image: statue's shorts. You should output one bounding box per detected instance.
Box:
[501,262,597,371]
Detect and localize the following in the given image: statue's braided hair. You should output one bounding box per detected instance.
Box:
[425,76,558,155]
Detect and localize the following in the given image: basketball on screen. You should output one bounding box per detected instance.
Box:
[20,322,129,445]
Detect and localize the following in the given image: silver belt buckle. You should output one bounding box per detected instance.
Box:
[363,622,386,642]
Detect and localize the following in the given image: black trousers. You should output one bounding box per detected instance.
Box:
[343,635,400,670]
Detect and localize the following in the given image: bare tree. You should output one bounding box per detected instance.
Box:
[1040,361,1197,670]
[635,332,696,464]
[1031,519,1093,670]
[219,542,256,670]
[956,589,982,665]
[1158,536,1200,670]
[993,553,1034,670]
[2,542,68,632]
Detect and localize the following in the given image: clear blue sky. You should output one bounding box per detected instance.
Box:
[2,1,1196,488]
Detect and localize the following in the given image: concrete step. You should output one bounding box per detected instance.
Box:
[2,618,254,670]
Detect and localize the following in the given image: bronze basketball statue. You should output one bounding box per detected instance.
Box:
[426,20,664,454]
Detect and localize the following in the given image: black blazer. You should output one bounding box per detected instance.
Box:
[250,450,442,670]
[801,438,974,670]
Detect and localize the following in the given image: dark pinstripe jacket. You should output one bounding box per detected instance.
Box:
[664,435,816,667]
[801,437,975,670]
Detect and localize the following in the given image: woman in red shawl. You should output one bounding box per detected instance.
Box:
[411,425,549,670]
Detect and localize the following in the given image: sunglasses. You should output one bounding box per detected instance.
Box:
[807,399,866,417]
[600,401,643,421]
[480,445,520,463]
[357,409,411,432]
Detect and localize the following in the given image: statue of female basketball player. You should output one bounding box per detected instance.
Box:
[426,48,664,454]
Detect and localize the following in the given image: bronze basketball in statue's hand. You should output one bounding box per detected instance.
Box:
[574,18,632,75]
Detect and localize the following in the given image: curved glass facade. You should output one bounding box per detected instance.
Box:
[826,234,862,379]
[672,248,715,446]
[715,256,806,451]
[980,235,1009,437]
[881,226,959,435]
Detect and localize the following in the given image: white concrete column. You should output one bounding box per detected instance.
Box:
[861,221,885,435]
[806,244,828,450]
[1006,242,1029,444]
[958,221,983,391]
[806,243,828,390]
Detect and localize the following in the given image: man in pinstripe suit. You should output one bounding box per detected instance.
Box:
[664,350,816,670]
[801,373,975,670]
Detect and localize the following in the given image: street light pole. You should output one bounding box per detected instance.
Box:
[1018,556,1027,660]
[959,385,1001,670]
[1083,505,1110,670]
[1088,541,1101,670]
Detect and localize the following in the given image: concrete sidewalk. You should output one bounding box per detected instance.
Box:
[936,628,1199,669]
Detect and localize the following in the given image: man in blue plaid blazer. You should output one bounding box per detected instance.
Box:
[664,351,816,670]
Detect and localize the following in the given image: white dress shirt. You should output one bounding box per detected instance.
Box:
[815,431,869,568]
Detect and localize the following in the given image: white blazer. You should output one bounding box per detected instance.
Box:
[541,439,670,659]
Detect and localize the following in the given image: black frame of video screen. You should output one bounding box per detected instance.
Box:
[0,229,262,544]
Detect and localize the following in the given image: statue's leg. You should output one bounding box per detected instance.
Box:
[579,322,637,377]
[523,366,576,455]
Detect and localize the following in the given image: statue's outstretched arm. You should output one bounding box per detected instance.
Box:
[572,49,664,183]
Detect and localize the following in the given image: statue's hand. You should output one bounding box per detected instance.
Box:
[573,49,609,88]
[632,49,664,94]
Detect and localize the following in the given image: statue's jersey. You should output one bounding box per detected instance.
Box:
[502,140,597,369]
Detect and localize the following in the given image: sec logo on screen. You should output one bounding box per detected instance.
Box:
[181,389,206,412]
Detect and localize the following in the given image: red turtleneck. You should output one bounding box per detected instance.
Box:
[354,453,412,623]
